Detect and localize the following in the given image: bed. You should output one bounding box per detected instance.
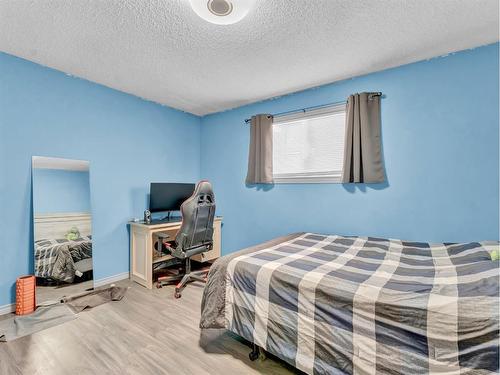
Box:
[200,233,499,375]
[34,213,93,283]
[34,236,92,283]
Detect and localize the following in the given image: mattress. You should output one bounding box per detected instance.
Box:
[34,236,93,283]
[200,233,499,375]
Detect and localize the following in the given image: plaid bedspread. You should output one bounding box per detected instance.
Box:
[34,236,92,283]
[217,233,499,375]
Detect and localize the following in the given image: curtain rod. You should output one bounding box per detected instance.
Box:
[243,92,382,124]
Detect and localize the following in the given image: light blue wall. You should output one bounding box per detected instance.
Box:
[33,169,91,214]
[200,43,500,255]
[0,52,201,307]
[1,44,498,307]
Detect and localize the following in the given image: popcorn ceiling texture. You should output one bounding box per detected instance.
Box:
[0,0,498,115]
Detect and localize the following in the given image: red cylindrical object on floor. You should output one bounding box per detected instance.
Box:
[15,275,36,315]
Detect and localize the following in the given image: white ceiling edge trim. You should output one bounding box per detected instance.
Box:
[32,156,90,171]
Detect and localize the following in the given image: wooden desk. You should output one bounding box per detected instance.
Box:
[129,217,222,289]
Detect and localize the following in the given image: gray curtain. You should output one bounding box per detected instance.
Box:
[246,114,273,184]
[342,92,385,183]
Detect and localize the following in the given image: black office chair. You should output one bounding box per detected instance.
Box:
[156,180,216,298]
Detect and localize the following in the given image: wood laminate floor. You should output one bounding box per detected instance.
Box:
[0,279,301,375]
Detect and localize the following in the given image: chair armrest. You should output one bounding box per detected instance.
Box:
[181,243,211,258]
[156,232,170,241]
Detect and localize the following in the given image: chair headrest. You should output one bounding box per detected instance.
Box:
[179,180,215,214]
[192,180,214,198]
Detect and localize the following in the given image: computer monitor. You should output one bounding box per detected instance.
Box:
[149,183,195,213]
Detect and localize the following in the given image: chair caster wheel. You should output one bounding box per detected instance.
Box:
[174,291,182,299]
[156,283,162,289]
[249,345,260,361]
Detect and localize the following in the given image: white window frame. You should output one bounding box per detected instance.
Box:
[272,103,346,184]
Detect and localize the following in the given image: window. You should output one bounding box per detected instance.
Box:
[272,104,346,183]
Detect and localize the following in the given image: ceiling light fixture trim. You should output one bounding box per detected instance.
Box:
[189,0,254,25]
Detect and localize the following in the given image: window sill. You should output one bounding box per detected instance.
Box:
[272,174,342,184]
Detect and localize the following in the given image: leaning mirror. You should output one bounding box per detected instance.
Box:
[32,156,93,304]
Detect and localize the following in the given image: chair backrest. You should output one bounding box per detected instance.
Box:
[175,180,216,252]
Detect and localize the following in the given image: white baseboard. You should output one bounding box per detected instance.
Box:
[93,272,130,288]
[0,303,15,316]
[0,272,130,316]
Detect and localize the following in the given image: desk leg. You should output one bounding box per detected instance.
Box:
[130,227,153,289]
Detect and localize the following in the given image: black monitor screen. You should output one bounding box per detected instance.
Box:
[149,183,195,212]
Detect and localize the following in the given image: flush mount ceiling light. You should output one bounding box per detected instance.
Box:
[189,0,255,25]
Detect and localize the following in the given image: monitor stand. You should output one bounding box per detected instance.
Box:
[148,211,181,225]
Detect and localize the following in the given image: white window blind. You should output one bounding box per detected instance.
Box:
[272,104,346,183]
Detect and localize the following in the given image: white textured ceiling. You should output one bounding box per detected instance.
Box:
[0,1,498,116]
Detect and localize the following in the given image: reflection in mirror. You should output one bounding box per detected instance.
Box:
[32,156,93,304]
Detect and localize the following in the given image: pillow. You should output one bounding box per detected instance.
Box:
[66,226,80,241]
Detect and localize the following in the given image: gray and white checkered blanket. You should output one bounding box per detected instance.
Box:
[34,236,92,282]
[200,233,499,375]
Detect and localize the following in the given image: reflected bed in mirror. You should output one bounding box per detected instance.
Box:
[32,156,93,304]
